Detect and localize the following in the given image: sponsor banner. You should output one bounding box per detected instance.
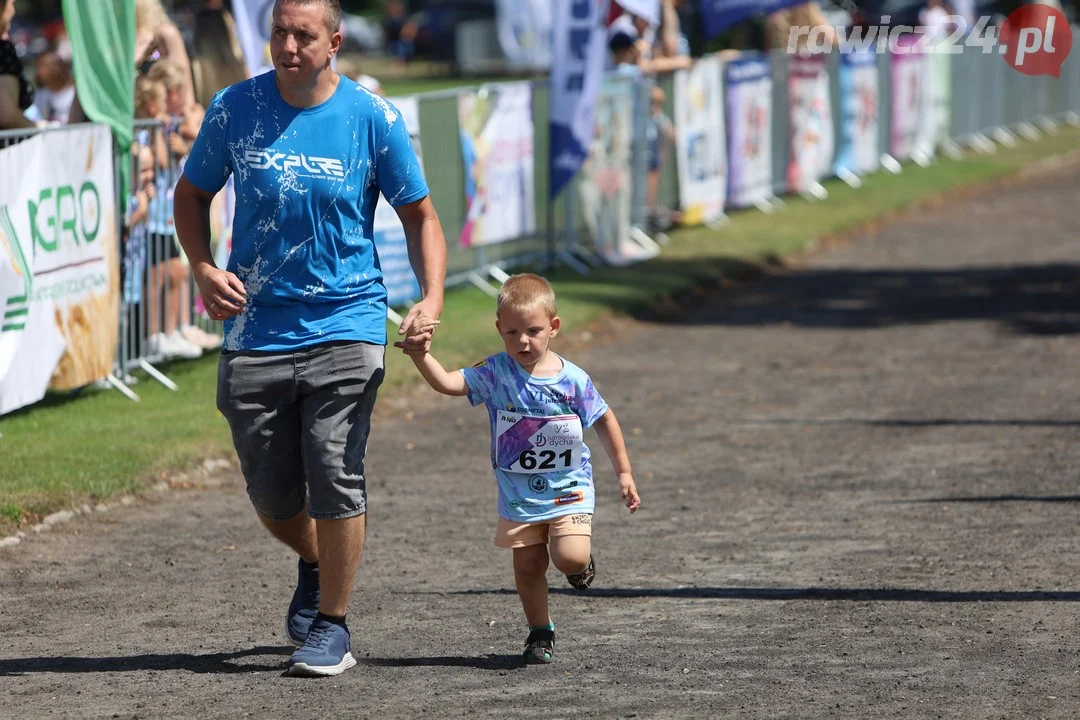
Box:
[890,37,924,161]
[0,125,119,415]
[725,57,772,208]
[579,79,656,266]
[550,0,611,199]
[374,96,424,308]
[495,0,554,70]
[834,50,879,177]
[459,82,537,248]
[786,53,834,194]
[674,55,726,224]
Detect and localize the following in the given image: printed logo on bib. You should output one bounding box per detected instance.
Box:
[496,411,583,474]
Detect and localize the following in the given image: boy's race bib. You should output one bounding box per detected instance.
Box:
[495,410,583,474]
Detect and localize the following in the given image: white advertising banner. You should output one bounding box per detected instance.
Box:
[0,125,119,415]
[725,57,772,209]
[786,53,834,194]
[374,96,424,308]
[890,39,923,161]
[834,50,879,177]
[674,55,726,225]
[459,82,537,248]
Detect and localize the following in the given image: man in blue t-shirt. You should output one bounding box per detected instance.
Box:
[174,0,447,678]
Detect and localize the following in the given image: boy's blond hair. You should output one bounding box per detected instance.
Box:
[146,58,186,91]
[497,274,557,319]
[135,76,166,117]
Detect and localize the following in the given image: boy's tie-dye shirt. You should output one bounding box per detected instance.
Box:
[461,352,609,522]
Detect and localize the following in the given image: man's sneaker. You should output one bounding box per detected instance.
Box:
[522,628,555,664]
[288,617,357,677]
[286,558,320,647]
[566,555,595,591]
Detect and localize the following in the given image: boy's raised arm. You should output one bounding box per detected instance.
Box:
[410,352,470,397]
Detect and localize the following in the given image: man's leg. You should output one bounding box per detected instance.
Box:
[314,514,365,616]
[259,510,318,564]
[287,342,384,676]
[216,350,320,647]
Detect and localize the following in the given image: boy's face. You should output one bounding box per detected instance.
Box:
[496,305,560,369]
[142,97,164,118]
[138,150,155,186]
[165,87,183,115]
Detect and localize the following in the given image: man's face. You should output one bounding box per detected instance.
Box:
[271,2,341,86]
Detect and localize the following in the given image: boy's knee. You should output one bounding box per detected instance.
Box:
[549,541,590,575]
[551,554,589,576]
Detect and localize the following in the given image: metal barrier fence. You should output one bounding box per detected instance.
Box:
[2,37,1079,403]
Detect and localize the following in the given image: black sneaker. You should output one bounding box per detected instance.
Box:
[522,628,555,664]
[566,555,595,591]
[286,558,320,646]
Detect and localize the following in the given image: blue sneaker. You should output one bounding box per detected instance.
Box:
[286,558,320,647]
[288,617,357,677]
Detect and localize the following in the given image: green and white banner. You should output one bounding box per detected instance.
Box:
[0,125,119,415]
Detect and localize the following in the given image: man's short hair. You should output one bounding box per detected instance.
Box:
[274,0,342,34]
[497,274,558,319]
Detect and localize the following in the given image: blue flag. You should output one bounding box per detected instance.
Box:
[700,0,804,40]
[550,0,611,200]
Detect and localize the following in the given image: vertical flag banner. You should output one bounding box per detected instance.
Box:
[62,0,135,201]
[374,97,424,308]
[459,83,537,248]
[616,0,661,26]
[550,0,611,200]
[0,126,119,415]
[232,0,276,76]
[726,57,773,208]
[786,53,834,194]
[674,55,726,225]
[579,79,657,266]
[890,38,923,161]
[495,0,554,71]
[834,50,879,177]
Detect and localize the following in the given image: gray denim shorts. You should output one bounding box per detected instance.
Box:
[216,341,385,521]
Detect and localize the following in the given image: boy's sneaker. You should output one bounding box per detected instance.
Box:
[522,628,555,664]
[288,617,357,677]
[566,555,595,591]
[286,558,320,647]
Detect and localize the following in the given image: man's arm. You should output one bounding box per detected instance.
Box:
[174,175,246,319]
[394,195,447,349]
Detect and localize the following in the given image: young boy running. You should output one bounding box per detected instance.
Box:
[397,273,641,663]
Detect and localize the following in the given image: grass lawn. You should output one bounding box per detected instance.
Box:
[2,126,1079,534]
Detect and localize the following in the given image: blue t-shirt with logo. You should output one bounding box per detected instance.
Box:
[183,72,429,351]
[461,352,610,523]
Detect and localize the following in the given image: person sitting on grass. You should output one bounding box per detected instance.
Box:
[395,273,642,664]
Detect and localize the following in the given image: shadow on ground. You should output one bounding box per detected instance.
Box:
[565,258,1080,336]
[401,587,1080,602]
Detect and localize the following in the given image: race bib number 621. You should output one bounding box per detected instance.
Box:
[495,411,583,474]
